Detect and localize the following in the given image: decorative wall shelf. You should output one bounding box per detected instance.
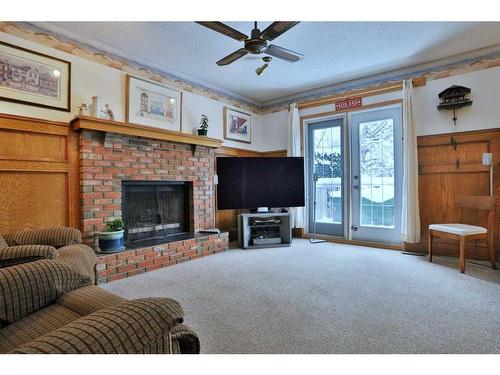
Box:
[70,116,223,148]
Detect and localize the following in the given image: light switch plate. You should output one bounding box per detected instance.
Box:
[482,153,493,166]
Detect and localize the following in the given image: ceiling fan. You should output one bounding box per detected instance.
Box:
[196,21,303,66]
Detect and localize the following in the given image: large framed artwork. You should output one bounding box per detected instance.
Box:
[223,107,251,143]
[126,75,182,131]
[0,41,71,112]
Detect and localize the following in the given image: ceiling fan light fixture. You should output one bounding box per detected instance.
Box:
[256,56,272,77]
[255,63,269,77]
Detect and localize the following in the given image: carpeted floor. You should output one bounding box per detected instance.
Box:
[102,239,500,353]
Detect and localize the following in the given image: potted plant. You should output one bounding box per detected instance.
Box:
[197,114,209,136]
[97,218,125,253]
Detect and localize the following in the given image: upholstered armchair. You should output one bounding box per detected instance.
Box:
[0,259,199,354]
[0,229,200,354]
[0,227,97,283]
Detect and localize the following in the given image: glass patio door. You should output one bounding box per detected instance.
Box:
[349,105,402,244]
[307,118,344,236]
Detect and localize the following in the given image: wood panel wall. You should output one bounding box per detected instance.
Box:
[0,114,79,234]
[214,146,287,240]
[405,128,500,261]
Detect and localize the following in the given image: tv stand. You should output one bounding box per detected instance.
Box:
[238,212,291,249]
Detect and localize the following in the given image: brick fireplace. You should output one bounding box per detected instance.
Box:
[80,130,216,242]
[79,129,228,283]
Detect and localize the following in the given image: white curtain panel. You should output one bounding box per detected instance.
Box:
[287,103,305,228]
[401,80,421,243]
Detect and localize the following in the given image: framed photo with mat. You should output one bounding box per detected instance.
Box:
[0,41,71,112]
[126,75,182,132]
[223,107,251,143]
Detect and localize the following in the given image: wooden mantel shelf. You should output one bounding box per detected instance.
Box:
[70,116,223,148]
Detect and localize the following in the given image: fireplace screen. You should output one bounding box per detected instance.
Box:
[122,181,190,242]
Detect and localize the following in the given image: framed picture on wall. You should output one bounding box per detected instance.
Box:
[223,107,251,143]
[126,75,182,132]
[0,41,71,112]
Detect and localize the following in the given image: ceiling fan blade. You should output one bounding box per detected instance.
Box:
[261,21,300,41]
[196,21,248,42]
[265,44,303,62]
[216,48,249,66]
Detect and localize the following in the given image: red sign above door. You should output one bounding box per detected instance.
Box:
[335,97,362,111]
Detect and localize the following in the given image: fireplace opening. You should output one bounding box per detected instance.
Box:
[122,180,191,243]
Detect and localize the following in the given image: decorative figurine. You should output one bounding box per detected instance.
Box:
[77,103,89,117]
[102,104,115,121]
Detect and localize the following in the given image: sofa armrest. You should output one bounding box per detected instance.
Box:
[171,323,200,354]
[10,298,186,354]
[0,245,58,268]
[58,244,97,284]
[12,227,82,248]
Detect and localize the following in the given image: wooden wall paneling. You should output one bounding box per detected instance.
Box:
[405,128,500,261]
[68,128,80,230]
[0,114,79,234]
[0,172,68,233]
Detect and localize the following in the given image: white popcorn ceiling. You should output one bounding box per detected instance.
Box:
[33,21,500,105]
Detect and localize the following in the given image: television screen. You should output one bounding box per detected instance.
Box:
[216,157,305,210]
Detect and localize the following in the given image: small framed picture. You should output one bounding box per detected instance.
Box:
[126,75,182,131]
[224,107,251,143]
[0,41,71,112]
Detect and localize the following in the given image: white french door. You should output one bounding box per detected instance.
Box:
[307,117,345,237]
[349,105,402,244]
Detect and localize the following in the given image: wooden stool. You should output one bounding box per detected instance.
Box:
[428,195,497,273]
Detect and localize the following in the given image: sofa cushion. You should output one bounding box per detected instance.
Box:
[0,259,92,324]
[0,245,58,268]
[56,285,125,316]
[12,227,82,248]
[0,304,81,353]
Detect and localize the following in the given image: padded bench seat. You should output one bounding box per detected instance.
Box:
[428,223,487,236]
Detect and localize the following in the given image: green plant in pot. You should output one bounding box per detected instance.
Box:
[98,218,125,253]
[198,114,209,136]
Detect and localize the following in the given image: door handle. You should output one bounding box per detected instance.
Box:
[353,185,359,189]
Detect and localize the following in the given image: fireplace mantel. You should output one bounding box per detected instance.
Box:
[71,116,223,148]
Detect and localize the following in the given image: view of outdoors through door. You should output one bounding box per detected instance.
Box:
[306,106,401,243]
[359,118,395,228]
[308,118,344,237]
[350,105,402,244]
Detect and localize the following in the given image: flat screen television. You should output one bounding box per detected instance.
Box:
[216,157,305,210]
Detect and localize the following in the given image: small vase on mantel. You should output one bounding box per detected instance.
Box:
[89,96,105,119]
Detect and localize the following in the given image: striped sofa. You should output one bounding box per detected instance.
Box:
[0,227,199,354]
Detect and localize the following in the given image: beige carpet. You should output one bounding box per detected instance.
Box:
[102,239,500,353]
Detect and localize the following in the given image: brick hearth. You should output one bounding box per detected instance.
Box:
[95,232,228,284]
[79,129,228,280]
